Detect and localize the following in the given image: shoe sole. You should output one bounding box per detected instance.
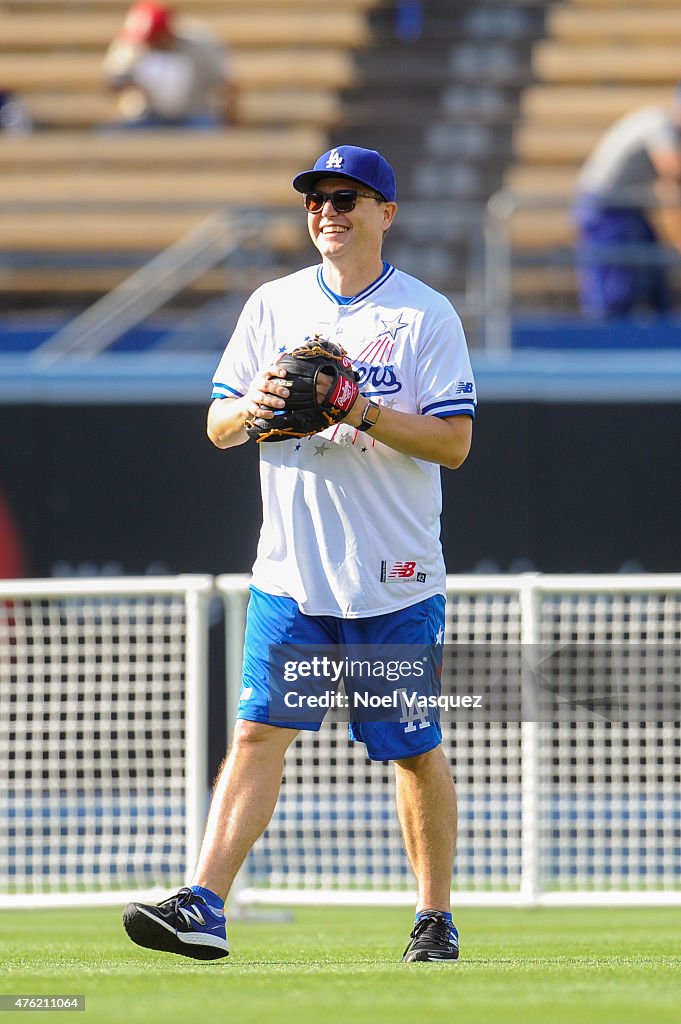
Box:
[123,904,229,961]
[402,951,459,962]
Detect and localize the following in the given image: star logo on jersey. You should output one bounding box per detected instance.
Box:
[353,314,410,398]
[379,313,409,340]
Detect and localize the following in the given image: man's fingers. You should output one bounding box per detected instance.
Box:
[255,368,290,397]
[316,370,333,402]
[245,366,292,421]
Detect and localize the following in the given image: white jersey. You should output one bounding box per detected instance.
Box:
[212,263,476,618]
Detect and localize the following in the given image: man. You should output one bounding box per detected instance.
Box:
[123,145,476,963]
[574,87,681,317]
[103,2,237,128]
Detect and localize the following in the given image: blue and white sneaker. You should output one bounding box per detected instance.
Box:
[401,912,459,962]
[123,887,229,961]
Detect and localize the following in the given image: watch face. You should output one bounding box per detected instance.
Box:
[360,401,380,430]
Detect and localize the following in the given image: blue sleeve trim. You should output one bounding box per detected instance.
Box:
[432,407,476,420]
[211,382,244,399]
[422,397,476,414]
[423,397,476,413]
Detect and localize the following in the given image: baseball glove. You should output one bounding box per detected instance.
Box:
[245,336,360,443]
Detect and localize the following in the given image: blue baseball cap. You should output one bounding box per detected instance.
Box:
[292,146,397,202]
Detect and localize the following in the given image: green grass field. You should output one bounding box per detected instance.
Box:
[0,905,679,1024]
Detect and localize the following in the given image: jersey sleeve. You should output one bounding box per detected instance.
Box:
[415,309,477,419]
[211,292,264,400]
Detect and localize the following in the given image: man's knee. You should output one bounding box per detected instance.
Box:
[230,719,299,754]
[394,744,444,774]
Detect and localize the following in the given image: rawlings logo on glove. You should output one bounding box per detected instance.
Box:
[245,336,360,443]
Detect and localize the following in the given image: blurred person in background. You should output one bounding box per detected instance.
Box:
[103,2,237,128]
[573,85,681,318]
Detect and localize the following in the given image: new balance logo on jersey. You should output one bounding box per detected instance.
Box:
[325,148,344,169]
[390,561,416,578]
[380,560,427,582]
[456,381,474,394]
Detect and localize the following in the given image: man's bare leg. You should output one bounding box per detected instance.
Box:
[191,720,299,901]
[122,720,297,959]
[394,744,457,912]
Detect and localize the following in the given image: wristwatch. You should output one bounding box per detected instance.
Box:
[357,399,381,432]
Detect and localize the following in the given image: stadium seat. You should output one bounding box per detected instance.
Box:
[533,43,681,84]
[0,9,370,49]
[519,85,670,128]
[547,7,681,43]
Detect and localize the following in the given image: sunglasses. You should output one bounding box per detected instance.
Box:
[303,189,383,214]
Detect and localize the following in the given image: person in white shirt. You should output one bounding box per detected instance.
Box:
[574,88,681,316]
[123,146,476,964]
[103,2,236,128]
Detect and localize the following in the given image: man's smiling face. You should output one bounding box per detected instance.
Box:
[307,177,396,267]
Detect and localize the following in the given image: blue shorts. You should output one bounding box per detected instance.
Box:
[238,587,445,761]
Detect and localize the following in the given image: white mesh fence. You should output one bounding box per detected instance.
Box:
[535,587,681,893]
[0,577,211,906]
[2,575,678,908]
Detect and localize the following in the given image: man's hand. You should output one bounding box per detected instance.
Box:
[242,365,290,423]
[244,338,360,443]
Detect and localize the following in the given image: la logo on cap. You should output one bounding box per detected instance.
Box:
[325,149,344,169]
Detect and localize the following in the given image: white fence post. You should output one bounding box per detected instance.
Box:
[183,577,213,880]
[519,575,541,906]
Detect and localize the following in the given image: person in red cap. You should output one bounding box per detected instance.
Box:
[102,2,237,128]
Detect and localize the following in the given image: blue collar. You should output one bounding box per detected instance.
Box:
[317,262,394,305]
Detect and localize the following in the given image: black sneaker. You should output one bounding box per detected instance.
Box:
[401,912,459,962]
[123,887,229,961]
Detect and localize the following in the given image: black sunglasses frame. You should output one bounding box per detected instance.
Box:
[303,189,385,214]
